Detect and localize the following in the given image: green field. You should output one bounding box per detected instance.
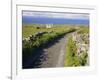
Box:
[22,24,89,68]
[22,24,76,38]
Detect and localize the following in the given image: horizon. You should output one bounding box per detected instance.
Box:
[22,11,89,25]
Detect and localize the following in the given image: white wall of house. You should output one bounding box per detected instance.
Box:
[46,24,53,28]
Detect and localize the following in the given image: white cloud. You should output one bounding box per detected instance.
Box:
[22,11,89,20]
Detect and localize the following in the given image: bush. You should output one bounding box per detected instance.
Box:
[64,36,88,67]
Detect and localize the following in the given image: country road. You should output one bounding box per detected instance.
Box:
[39,33,71,68]
[23,32,73,69]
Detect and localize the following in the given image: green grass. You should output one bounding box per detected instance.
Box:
[64,36,78,66]
[77,26,89,34]
[22,24,75,38]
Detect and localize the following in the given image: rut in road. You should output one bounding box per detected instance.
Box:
[39,33,71,68]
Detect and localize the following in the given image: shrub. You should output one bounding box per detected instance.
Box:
[64,36,88,67]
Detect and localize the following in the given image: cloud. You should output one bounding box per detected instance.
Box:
[22,11,89,20]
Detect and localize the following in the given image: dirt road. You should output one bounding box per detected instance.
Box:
[39,34,71,68]
[23,33,73,69]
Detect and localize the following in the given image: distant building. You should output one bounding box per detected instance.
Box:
[46,24,53,28]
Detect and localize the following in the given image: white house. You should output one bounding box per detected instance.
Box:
[46,24,53,28]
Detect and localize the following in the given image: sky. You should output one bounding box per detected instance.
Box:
[22,11,89,24]
[22,11,89,20]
